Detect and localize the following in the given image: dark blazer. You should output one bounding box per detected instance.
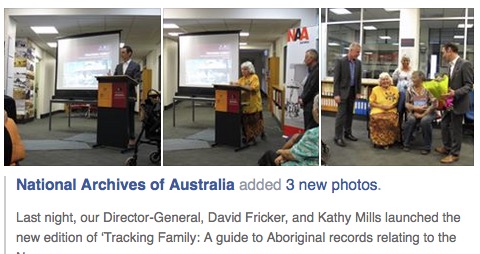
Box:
[333,56,362,100]
[449,57,474,114]
[114,60,141,98]
[301,62,319,107]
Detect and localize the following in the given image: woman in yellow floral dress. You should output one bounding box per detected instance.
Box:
[369,72,400,149]
[233,61,265,144]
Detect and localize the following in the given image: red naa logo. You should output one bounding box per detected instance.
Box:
[287,27,309,42]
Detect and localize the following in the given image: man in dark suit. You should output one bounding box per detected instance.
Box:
[300,49,319,130]
[333,42,362,147]
[114,45,141,147]
[435,42,474,163]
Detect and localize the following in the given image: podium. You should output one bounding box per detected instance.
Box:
[95,75,138,148]
[213,84,251,150]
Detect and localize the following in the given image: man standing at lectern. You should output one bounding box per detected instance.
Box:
[114,45,141,148]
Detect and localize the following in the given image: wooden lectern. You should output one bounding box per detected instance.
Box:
[95,75,138,148]
[213,84,251,151]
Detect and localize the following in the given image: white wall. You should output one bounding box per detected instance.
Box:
[163,38,178,106]
[36,53,58,117]
[398,9,420,71]
[4,15,17,95]
[274,32,288,88]
[146,43,161,91]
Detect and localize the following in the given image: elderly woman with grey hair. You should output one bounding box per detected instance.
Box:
[369,72,400,149]
[231,61,265,144]
[403,70,438,155]
[392,55,413,93]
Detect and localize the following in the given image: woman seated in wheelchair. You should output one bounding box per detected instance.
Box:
[402,71,438,155]
[369,72,400,149]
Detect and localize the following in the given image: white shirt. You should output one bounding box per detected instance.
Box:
[449,56,459,77]
[122,59,131,74]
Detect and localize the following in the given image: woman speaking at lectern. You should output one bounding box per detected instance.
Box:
[231,61,265,144]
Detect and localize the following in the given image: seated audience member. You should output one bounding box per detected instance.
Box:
[258,94,319,166]
[4,112,12,166]
[4,110,26,166]
[4,95,17,121]
[403,71,438,155]
[369,72,400,149]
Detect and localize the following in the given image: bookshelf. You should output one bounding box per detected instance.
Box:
[271,85,285,125]
[266,56,284,125]
[321,78,378,116]
[267,57,279,112]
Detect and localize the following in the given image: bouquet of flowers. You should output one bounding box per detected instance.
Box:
[423,73,452,110]
[423,74,448,99]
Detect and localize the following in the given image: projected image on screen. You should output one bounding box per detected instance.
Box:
[186,58,230,85]
[55,31,119,99]
[63,50,112,89]
[179,33,239,90]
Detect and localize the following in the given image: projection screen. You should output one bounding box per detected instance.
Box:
[178,31,239,96]
[55,31,120,99]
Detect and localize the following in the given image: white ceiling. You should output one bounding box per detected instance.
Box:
[163,18,301,46]
[10,14,161,60]
[323,8,473,23]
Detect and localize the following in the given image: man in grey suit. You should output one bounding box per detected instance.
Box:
[114,45,141,148]
[333,42,362,147]
[435,42,474,163]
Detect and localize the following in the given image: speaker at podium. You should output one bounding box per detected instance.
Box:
[95,75,138,149]
[213,83,251,151]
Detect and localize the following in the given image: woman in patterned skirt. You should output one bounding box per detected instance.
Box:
[232,61,265,144]
[369,72,400,149]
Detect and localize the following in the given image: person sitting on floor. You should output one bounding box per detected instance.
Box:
[258,94,319,166]
[403,71,438,155]
[369,72,400,149]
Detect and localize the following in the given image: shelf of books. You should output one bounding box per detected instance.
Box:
[271,85,285,125]
[321,78,378,116]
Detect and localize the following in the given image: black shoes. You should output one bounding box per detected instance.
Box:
[334,133,357,147]
[334,138,346,147]
[344,133,358,141]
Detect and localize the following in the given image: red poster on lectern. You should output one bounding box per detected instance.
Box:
[227,90,240,113]
[112,83,127,108]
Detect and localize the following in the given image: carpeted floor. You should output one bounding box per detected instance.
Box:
[23,140,91,150]
[185,128,215,142]
[163,100,286,166]
[63,133,97,143]
[163,138,211,151]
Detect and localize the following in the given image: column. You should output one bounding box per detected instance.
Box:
[399,9,420,70]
